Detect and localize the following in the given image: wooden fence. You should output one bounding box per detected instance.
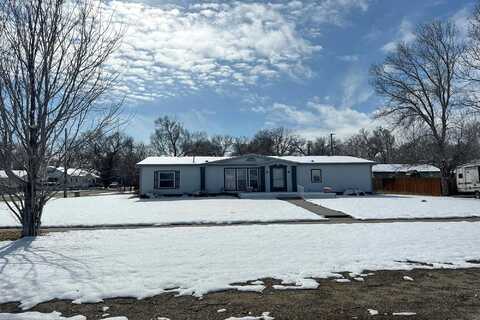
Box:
[373,177,442,196]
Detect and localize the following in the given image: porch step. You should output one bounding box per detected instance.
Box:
[282,198,352,219]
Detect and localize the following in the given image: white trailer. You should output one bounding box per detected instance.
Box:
[456,162,480,198]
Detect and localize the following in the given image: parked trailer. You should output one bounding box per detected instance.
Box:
[456,162,480,198]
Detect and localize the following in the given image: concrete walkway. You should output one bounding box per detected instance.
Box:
[281,198,352,218]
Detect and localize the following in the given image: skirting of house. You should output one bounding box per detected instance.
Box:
[238,192,335,199]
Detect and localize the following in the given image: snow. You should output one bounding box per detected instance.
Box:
[0,170,27,179]
[368,309,379,316]
[308,195,480,219]
[137,156,230,165]
[271,156,373,164]
[225,312,274,320]
[2,222,480,309]
[372,164,439,173]
[137,155,372,166]
[392,312,416,316]
[0,194,324,227]
[0,312,85,320]
[403,276,414,281]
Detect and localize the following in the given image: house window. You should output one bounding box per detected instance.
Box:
[154,170,180,189]
[458,173,463,179]
[311,169,322,183]
[225,168,236,191]
[249,168,259,190]
[224,167,260,191]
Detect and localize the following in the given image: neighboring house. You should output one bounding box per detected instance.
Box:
[0,170,27,190]
[137,154,374,196]
[47,167,99,189]
[372,164,441,178]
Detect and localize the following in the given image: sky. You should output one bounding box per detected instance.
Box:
[103,0,476,142]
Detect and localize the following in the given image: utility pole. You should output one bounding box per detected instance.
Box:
[330,133,335,156]
[63,128,68,198]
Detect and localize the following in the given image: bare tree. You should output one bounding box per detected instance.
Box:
[0,0,121,236]
[462,3,480,111]
[150,116,190,156]
[211,134,234,156]
[371,20,465,194]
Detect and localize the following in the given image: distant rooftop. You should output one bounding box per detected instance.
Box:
[0,170,27,179]
[372,164,440,173]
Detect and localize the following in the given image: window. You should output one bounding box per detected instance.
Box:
[236,168,248,191]
[311,169,322,183]
[224,167,260,191]
[249,168,259,190]
[458,173,463,179]
[154,170,180,189]
[225,168,236,191]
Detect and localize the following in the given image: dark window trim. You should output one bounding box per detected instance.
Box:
[154,170,179,189]
[311,168,322,183]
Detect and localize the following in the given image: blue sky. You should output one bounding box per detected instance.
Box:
[105,0,475,142]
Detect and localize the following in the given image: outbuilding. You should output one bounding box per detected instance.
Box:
[137,154,374,197]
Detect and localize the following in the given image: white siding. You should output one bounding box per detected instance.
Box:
[139,161,373,195]
[296,164,372,192]
[139,166,201,195]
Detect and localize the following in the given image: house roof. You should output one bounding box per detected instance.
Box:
[372,164,440,173]
[0,170,27,179]
[49,166,100,178]
[137,155,374,166]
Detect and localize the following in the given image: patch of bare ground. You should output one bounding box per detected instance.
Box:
[1,268,480,319]
[0,229,49,241]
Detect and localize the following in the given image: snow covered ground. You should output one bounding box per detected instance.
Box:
[1,222,480,309]
[308,195,480,219]
[0,194,324,227]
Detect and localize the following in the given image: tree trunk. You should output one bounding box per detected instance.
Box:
[440,161,450,196]
[22,183,41,237]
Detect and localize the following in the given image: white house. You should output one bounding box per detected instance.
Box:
[137,154,374,197]
[0,170,27,190]
[46,167,99,189]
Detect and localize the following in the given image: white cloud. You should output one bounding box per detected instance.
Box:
[381,19,416,53]
[255,98,380,139]
[104,1,321,101]
[341,69,373,107]
[451,5,472,39]
[101,0,373,102]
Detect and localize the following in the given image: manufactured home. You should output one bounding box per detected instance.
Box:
[456,161,480,198]
[137,154,374,197]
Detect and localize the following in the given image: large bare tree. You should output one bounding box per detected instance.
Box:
[371,21,465,195]
[0,0,121,236]
[462,3,480,111]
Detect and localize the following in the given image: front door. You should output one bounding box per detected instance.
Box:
[270,165,287,192]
